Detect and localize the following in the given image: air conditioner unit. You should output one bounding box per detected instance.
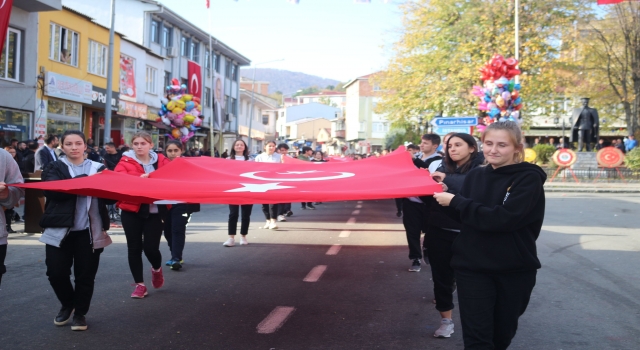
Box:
[167,47,178,58]
[225,113,232,122]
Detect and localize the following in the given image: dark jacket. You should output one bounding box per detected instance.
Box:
[103,152,122,171]
[22,150,36,174]
[37,146,58,170]
[40,160,114,231]
[412,154,443,170]
[449,162,547,273]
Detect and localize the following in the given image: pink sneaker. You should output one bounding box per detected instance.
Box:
[151,267,164,289]
[131,284,148,298]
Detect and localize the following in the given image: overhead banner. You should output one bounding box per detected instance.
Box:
[119,54,137,102]
[45,72,93,104]
[13,149,442,205]
[117,100,148,119]
[188,60,202,100]
[0,0,13,55]
[213,71,224,130]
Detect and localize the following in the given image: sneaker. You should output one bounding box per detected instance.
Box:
[131,284,148,299]
[434,318,454,338]
[151,267,164,289]
[165,259,174,266]
[286,210,293,217]
[6,227,16,234]
[71,314,88,331]
[54,306,74,326]
[408,259,421,272]
[261,220,270,228]
[301,206,307,210]
[239,237,248,245]
[268,222,278,230]
[396,211,402,217]
[170,260,182,271]
[223,237,236,247]
[307,204,316,210]
[277,215,287,222]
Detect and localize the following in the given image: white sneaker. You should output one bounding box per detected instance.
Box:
[434,318,454,338]
[223,238,235,247]
[268,222,278,230]
[239,237,248,245]
[277,215,286,222]
[261,220,270,229]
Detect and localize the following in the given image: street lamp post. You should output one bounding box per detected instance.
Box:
[248,59,284,152]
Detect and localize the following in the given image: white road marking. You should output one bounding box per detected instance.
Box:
[326,244,342,255]
[351,210,360,215]
[355,204,362,209]
[357,201,363,204]
[303,265,328,282]
[256,306,296,334]
[339,230,351,238]
[346,217,356,225]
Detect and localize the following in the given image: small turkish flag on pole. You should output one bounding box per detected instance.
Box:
[206,0,210,8]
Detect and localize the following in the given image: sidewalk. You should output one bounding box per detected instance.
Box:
[544,181,640,193]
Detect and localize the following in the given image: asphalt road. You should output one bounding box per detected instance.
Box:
[1,194,639,350]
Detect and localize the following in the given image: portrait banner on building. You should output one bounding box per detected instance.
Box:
[188,60,202,100]
[213,71,225,130]
[0,0,13,54]
[119,54,137,102]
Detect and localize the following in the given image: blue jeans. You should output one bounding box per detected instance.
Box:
[164,205,190,261]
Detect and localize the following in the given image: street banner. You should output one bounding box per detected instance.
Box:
[119,54,137,102]
[188,60,202,100]
[0,0,13,55]
[13,149,442,205]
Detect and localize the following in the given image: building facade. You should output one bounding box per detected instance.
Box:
[238,89,278,154]
[344,73,389,154]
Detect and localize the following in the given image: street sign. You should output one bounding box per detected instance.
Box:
[432,126,471,135]
[430,117,478,127]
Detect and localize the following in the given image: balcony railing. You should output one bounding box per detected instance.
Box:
[332,130,346,138]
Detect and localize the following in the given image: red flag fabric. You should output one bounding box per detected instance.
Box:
[187,60,202,100]
[14,151,442,205]
[0,0,14,55]
[206,0,210,8]
[597,0,624,4]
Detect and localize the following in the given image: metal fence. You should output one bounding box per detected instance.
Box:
[544,167,640,181]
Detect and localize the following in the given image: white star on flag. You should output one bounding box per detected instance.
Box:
[277,171,320,175]
[225,183,295,193]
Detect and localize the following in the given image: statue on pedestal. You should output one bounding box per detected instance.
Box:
[570,98,599,151]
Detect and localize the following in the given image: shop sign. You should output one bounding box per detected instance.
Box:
[34,99,48,138]
[0,124,27,133]
[92,86,119,109]
[45,72,93,104]
[119,54,137,102]
[147,108,160,121]
[117,100,148,119]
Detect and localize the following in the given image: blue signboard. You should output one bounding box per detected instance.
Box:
[0,124,27,133]
[432,126,471,136]
[431,117,478,127]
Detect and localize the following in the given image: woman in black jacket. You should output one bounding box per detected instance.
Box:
[39,130,113,332]
[426,133,484,339]
[434,121,546,349]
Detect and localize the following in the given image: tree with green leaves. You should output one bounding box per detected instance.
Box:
[375,0,593,127]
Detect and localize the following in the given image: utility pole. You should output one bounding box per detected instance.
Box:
[103,0,117,143]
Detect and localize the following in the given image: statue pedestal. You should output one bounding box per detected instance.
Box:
[572,152,598,169]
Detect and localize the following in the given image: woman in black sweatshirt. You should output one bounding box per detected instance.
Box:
[426,133,484,339]
[434,121,546,349]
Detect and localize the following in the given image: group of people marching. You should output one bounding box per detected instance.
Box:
[398,121,546,349]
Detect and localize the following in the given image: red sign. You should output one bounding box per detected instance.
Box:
[596,147,625,168]
[0,0,14,55]
[13,150,442,205]
[187,60,202,100]
[119,54,137,102]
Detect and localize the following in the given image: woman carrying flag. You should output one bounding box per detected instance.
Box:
[224,140,253,247]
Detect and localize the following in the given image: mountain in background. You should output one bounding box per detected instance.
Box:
[240,68,341,95]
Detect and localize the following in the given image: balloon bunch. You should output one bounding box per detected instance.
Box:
[472,54,523,125]
[157,78,203,143]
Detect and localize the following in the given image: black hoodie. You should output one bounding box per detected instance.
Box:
[449,162,547,273]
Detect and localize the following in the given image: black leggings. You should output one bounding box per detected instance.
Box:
[0,244,6,287]
[121,211,163,283]
[229,204,253,236]
[426,226,459,312]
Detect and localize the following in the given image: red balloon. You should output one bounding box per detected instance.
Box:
[171,78,180,86]
[505,58,518,67]
[512,91,519,99]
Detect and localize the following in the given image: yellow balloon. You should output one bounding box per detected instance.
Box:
[166,101,176,111]
[183,115,195,123]
[524,148,537,163]
[172,107,183,115]
[496,96,505,107]
[182,94,193,102]
[175,100,186,110]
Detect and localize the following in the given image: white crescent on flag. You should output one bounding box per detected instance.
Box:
[240,171,355,182]
[190,74,199,95]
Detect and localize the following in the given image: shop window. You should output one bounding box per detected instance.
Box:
[46,100,82,137]
[49,23,79,67]
[0,28,21,81]
[88,40,108,77]
[146,66,157,94]
[0,108,30,146]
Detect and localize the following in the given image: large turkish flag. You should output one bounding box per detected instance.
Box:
[13,150,442,205]
[0,0,14,55]
[187,60,202,100]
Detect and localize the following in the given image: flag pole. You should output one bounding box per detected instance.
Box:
[514,0,520,84]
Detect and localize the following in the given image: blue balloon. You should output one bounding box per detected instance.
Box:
[185,101,195,111]
[514,97,522,105]
[514,83,521,91]
[161,105,168,112]
[158,109,166,116]
[483,96,492,103]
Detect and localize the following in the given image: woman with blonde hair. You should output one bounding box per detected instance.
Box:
[115,132,171,298]
[434,121,546,349]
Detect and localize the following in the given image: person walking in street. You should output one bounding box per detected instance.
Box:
[224,140,254,247]
[35,134,59,171]
[434,121,546,349]
[0,148,24,288]
[162,141,200,270]
[425,133,484,339]
[276,143,293,219]
[39,130,113,331]
[297,146,316,210]
[114,132,171,298]
[255,141,282,230]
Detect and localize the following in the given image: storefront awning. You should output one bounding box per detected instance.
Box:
[146,121,170,130]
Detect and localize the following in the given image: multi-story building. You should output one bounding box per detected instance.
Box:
[62,0,251,152]
[0,0,61,145]
[237,89,278,154]
[281,117,332,152]
[344,73,389,154]
[275,103,341,145]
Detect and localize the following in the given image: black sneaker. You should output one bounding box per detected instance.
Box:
[396,211,402,217]
[286,210,293,217]
[71,314,87,331]
[6,226,16,233]
[301,206,307,210]
[307,204,316,210]
[170,260,182,271]
[408,259,421,272]
[54,306,74,326]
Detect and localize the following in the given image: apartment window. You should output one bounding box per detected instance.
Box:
[88,40,108,77]
[204,50,210,73]
[205,87,211,107]
[164,71,171,89]
[373,84,381,91]
[231,97,237,115]
[0,28,21,81]
[225,59,232,78]
[224,95,229,112]
[49,23,79,67]
[231,64,237,80]
[213,53,220,73]
[189,41,199,62]
[151,20,159,43]
[161,26,171,47]
[262,115,269,125]
[180,36,188,56]
[359,121,366,132]
[146,66,157,94]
